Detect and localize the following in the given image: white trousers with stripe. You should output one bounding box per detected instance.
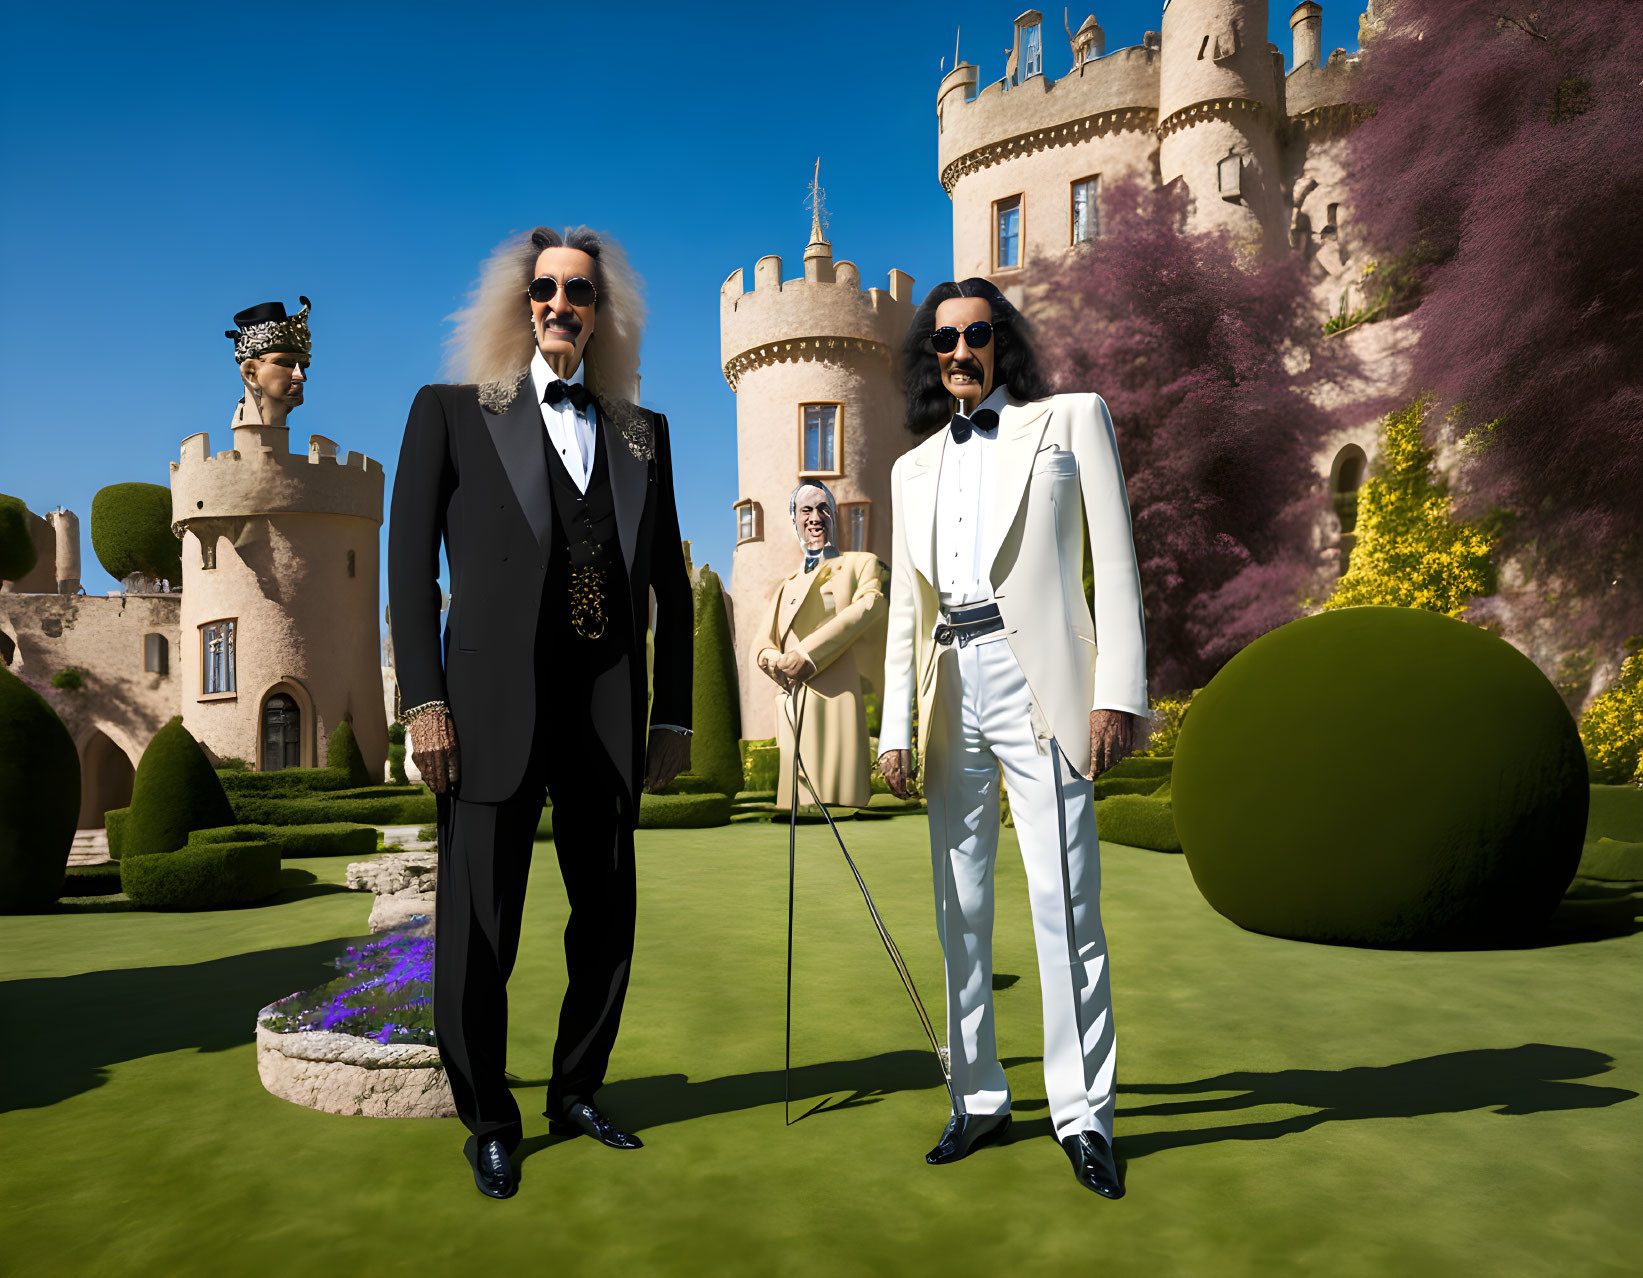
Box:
[924,634,1117,1142]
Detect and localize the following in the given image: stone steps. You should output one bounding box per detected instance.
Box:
[69,829,110,866]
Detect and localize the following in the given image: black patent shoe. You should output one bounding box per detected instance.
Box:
[1062,1130,1124,1199]
[547,1100,644,1149]
[465,1136,518,1200]
[925,1112,1012,1164]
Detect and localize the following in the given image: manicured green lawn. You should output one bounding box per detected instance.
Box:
[3,820,1640,1277]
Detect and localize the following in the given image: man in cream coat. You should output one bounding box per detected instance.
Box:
[878,279,1148,1199]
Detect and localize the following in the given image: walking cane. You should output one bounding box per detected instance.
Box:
[782,680,956,1125]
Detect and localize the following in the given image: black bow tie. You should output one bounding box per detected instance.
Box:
[543,379,592,411]
[949,409,999,443]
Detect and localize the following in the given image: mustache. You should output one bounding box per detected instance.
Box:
[949,358,983,379]
[538,317,583,335]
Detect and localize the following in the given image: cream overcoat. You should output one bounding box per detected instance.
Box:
[756,550,888,809]
[878,392,1149,779]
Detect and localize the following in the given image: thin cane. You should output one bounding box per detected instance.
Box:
[783,680,807,1126]
[784,682,957,1122]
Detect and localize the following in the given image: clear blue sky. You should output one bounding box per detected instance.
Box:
[0,0,1361,610]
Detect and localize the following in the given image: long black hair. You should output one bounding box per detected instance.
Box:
[900,278,1051,435]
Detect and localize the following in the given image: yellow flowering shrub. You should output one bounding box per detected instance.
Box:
[1323,399,1495,618]
[1579,639,1643,784]
[1138,692,1195,757]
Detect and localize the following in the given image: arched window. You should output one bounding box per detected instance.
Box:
[261,693,301,771]
[1330,444,1370,573]
[144,632,169,675]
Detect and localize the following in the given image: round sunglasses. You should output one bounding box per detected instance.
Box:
[928,320,1000,354]
[528,275,598,307]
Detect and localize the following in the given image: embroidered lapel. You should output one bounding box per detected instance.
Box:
[482,379,553,557]
[598,398,650,574]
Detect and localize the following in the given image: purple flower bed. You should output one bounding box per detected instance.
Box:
[260,922,436,1046]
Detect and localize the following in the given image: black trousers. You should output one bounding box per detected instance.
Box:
[433,626,635,1152]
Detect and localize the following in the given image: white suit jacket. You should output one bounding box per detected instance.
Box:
[879,391,1149,779]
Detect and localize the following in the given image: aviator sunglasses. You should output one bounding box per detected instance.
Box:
[928,320,1000,354]
[528,275,598,306]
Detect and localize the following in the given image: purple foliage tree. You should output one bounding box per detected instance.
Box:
[1032,179,1343,694]
[1346,1,1643,654]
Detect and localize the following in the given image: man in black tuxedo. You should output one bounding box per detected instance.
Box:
[388,225,692,1200]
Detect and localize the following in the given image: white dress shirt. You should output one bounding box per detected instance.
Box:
[935,386,1008,609]
[530,351,596,493]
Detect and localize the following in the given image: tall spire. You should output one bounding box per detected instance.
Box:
[806,157,829,248]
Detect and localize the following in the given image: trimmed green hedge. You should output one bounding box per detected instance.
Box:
[318,785,426,800]
[90,482,182,583]
[120,841,281,910]
[126,717,236,857]
[61,863,123,896]
[1577,838,1643,882]
[187,822,378,858]
[1097,795,1181,853]
[1586,784,1643,844]
[105,807,130,860]
[1093,775,1170,800]
[217,767,351,796]
[638,791,733,829]
[231,792,437,826]
[741,738,779,791]
[1104,755,1174,780]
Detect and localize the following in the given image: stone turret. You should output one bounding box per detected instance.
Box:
[170,422,387,774]
[721,191,914,737]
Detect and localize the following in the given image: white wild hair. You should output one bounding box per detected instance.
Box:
[444,225,646,406]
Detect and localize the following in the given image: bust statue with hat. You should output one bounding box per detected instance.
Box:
[226,296,311,431]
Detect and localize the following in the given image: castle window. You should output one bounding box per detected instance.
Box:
[261,693,301,770]
[1322,202,1339,240]
[995,195,1023,271]
[347,549,356,578]
[735,499,762,544]
[200,536,217,571]
[1022,23,1042,79]
[144,632,169,676]
[800,403,841,476]
[201,619,236,695]
[839,501,871,553]
[1072,176,1100,244]
[1217,152,1243,202]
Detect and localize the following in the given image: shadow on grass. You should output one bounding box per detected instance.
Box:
[515,1048,967,1167]
[1088,1043,1638,1163]
[0,938,353,1113]
[265,867,355,906]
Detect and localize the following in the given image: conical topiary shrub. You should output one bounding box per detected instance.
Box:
[0,667,81,912]
[691,568,742,797]
[326,719,372,787]
[125,716,237,858]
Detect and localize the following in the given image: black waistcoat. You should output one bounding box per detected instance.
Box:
[539,418,629,662]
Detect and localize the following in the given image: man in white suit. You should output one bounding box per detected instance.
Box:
[878,279,1148,1199]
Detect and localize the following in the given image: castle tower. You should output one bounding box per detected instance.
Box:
[936,12,1163,282]
[721,191,915,738]
[1157,0,1286,246]
[170,420,387,774]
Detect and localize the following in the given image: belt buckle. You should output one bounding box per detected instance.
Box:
[933,623,955,647]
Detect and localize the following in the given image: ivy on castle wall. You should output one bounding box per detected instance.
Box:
[1323,399,1495,618]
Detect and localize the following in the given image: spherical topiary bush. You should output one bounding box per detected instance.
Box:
[0,493,39,582]
[125,716,237,857]
[90,483,182,583]
[1173,607,1588,947]
[0,667,81,911]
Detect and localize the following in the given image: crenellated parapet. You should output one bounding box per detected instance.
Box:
[937,45,1161,194]
[170,428,384,531]
[719,245,915,391]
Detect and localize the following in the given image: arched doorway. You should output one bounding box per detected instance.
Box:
[261,693,302,771]
[1330,443,1370,573]
[79,729,135,828]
